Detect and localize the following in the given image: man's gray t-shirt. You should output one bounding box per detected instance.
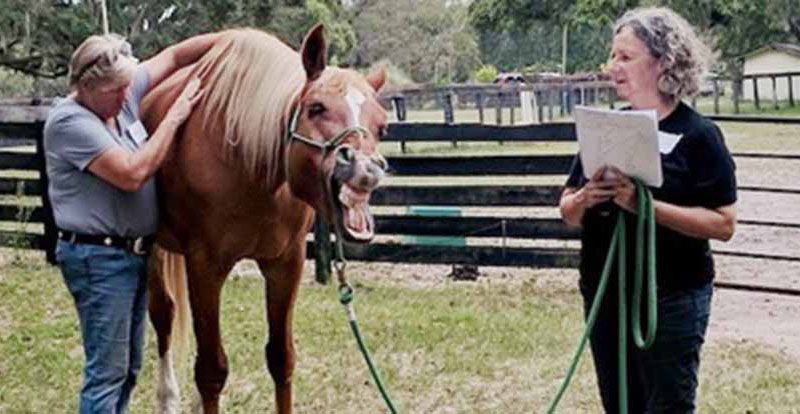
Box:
[44,66,157,237]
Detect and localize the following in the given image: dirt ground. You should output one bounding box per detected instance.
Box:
[223,153,800,363]
[286,260,800,362]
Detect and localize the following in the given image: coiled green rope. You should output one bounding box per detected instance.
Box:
[547,179,658,414]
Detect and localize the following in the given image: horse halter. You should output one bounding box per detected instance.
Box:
[285,106,369,156]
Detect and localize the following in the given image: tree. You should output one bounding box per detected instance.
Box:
[0,0,354,96]
[348,0,481,84]
[469,0,799,78]
[468,0,612,74]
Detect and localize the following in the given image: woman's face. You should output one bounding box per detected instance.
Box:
[609,26,661,107]
[79,78,130,120]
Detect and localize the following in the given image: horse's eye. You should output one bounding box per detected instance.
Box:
[308,103,326,117]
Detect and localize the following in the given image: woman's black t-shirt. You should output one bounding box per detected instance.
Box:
[565,102,737,296]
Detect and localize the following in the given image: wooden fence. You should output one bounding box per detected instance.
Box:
[2,106,800,296]
[386,71,800,129]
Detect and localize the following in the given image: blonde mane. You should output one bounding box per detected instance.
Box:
[196,29,306,185]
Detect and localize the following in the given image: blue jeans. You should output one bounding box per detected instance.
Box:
[581,281,713,414]
[56,240,148,414]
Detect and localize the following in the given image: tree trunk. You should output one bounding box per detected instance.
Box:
[561,24,569,75]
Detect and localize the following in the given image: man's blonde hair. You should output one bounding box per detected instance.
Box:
[69,33,138,89]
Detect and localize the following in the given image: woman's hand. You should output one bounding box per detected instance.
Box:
[605,166,639,213]
[579,166,617,209]
[165,76,203,127]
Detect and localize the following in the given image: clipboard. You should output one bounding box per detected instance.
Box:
[574,106,663,187]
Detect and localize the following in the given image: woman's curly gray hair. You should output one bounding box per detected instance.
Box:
[614,7,712,103]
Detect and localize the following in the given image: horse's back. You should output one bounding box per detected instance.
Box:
[141,65,194,133]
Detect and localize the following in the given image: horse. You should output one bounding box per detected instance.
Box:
[140,25,389,414]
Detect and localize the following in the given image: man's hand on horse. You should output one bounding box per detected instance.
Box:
[166,76,204,127]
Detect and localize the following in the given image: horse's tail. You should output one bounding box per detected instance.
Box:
[152,244,191,353]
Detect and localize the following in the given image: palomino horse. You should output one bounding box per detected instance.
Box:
[140,25,388,414]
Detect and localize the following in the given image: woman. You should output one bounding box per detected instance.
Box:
[44,31,220,414]
[559,7,737,413]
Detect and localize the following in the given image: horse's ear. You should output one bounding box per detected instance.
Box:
[301,24,327,82]
[365,65,387,92]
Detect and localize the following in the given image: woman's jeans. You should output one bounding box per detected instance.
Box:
[581,281,713,414]
[56,240,148,414]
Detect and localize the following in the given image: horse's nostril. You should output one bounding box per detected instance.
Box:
[372,154,388,171]
[336,147,353,165]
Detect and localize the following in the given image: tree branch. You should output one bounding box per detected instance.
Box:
[0,55,67,79]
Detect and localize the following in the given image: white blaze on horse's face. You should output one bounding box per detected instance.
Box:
[344,87,366,128]
[332,85,385,241]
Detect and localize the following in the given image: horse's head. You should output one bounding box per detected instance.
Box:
[286,25,388,242]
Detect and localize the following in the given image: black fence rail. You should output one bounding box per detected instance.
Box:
[383,71,799,132]
[2,108,800,296]
[0,107,54,261]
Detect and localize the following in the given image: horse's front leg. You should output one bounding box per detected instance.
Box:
[186,250,235,414]
[257,242,305,414]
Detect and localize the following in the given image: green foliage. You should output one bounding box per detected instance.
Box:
[468,0,800,77]
[475,64,499,83]
[0,0,355,97]
[348,0,481,84]
[2,0,799,96]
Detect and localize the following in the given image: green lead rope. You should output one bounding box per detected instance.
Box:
[547,179,658,414]
[330,220,398,413]
[338,284,399,414]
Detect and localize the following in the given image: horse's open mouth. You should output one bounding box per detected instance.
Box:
[334,182,375,242]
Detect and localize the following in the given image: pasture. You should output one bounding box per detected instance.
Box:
[2,107,800,413]
[2,250,799,414]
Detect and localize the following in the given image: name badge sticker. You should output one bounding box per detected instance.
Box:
[127,120,149,144]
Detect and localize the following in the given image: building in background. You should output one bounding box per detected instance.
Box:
[742,43,800,101]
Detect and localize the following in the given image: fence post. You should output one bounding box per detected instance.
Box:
[608,87,616,109]
[567,86,574,114]
[548,89,554,121]
[536,91,544,123]
[392,96,407,153]
[392,96,407,121]
[559,87,565,117]
[713,78,720,114]
[34,123,57,264]
[771,76,779,110]
[496,91,503,125]
[789,75,795,107]
[443,91,454,125]
[476,92,484,123]
[313,217,331,284]
[509,97,515,125]
[733,77,741,114]
[753,77,761,110]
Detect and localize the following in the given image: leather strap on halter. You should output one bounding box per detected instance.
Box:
[285,105,369,156]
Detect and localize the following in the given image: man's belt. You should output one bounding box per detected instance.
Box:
[57,230,153,256]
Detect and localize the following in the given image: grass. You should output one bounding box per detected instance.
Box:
[1,97,800,412]
[1,251,799,413]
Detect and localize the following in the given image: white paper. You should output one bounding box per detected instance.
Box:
[574,106,663,187]
[658,131,682,154]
